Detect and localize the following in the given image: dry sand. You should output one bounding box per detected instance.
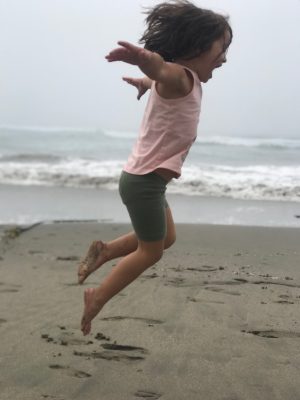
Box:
[0,222,300,400]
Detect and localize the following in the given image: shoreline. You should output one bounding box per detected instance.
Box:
[1,183,300,228]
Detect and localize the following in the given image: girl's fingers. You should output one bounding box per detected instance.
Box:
[123,78,138,86]
[105,48,128,62]
[117,41,137,52]
[105,41,141,64]
[122,77,138,86]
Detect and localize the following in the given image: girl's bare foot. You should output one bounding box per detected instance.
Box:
[81,288,103,336]
[77,241,107,284]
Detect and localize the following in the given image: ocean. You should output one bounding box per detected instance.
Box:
[0,125,300,226]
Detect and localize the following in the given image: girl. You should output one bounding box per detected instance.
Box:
[79,0,232,335]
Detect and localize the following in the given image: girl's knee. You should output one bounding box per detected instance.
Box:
[147,247,164,264]
[138,240,164,264]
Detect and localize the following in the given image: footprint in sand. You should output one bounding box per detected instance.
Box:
[94,332,111,341]
[41,326,91,346]
[242,329,300,339]
[101,316,164,325]
[0,282,22,293]
[140,273,159,280]
[49,364,91,378]
[134,390,162,399]
[187,296,225,304]
[204,287,241,296]
[251,280,300,289]
[0,288,19,293]
[204,279,247,286]
[274,294,296,304]
[42,325,150,364]
[275,300,295,304]
[73,349,146,362]
[186,265,219,272]
[73,341,148,363]
[101,343,148,353]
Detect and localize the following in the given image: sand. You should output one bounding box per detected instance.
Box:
[0,221,300,400]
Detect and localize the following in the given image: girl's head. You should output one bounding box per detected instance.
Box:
[140,0,232,80]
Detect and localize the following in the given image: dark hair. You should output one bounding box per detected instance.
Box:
[139,0,232,62]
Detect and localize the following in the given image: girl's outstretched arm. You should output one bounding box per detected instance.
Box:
[106,41,191,96]
[122,76,152,100]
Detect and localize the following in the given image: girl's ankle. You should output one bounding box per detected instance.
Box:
[94,287,106,308]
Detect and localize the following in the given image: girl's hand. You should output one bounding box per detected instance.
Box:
[105,41,149,66]
[122,77,150,100]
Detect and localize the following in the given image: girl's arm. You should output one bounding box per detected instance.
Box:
[122,76,152,100]
[106,41,192,97]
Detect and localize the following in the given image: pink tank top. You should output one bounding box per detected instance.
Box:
[124,67,202,178]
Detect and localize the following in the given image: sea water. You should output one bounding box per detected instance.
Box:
[0,125,299,225]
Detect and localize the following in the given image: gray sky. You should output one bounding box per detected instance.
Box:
[0,0,300,137]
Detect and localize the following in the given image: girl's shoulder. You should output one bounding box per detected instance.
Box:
[155,63,198,100]
[154,65,200,100]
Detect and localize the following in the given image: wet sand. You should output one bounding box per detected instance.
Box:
[1,183,300,227]
[0,222,300,400]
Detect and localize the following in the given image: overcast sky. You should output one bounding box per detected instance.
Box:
[0,0,299,137]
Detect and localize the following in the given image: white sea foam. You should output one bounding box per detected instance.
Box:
[0,157,299,202]
[0,159,123,189]
[175,164,300,201]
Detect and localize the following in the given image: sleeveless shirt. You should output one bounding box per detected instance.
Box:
[123,67,202,178]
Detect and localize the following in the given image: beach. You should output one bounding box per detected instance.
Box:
[1,2,300,397]
[1,221,300,400]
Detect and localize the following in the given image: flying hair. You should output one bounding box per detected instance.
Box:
[139,0,232,62]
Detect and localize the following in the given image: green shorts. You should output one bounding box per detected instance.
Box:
[119,170,169,242]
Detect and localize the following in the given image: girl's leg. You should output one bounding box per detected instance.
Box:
[81,238,164,335]
[78,206,176,284]
[107,205,176,255]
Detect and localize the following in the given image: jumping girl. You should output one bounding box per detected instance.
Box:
[79,0,232,335]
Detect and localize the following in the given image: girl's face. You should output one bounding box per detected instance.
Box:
[184,30,232,83]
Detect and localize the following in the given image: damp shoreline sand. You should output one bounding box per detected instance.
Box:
[1,222,300,399]
[1,183,300,227]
